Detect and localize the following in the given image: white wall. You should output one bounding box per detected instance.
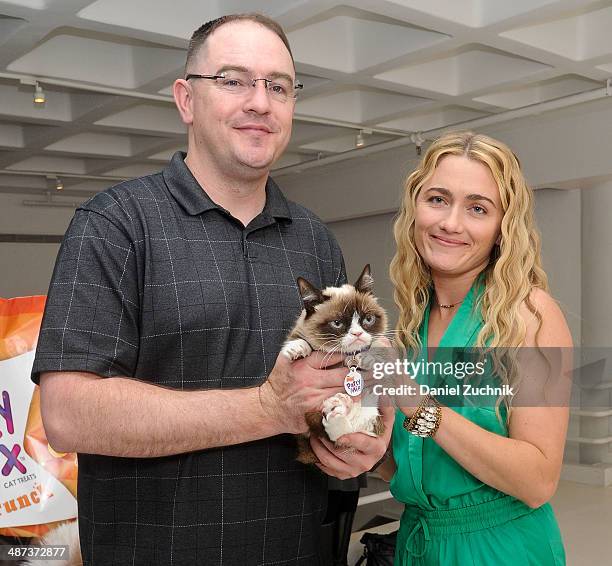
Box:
[0,192,76,234]
[328,212,398,327]
[0,192,75,298]
[530,188,581,344]
[0,242,60,297]
[581,179,612,347]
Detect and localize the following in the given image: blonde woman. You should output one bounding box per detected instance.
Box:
[380,131,571,565]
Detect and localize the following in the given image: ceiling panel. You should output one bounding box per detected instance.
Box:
[77,0,308,39]
[377,106,488,132]
[45,132,162,157]
[389,0,562,28]
[94,103,185,134]
[375,47,551,95]
[7,32,185,89]
[297,88,430,122]
[473,75,601,109]
[288,8,450,72]
[7,155,90,174]
[0,14,27,43]
[1,0,46,8]
[501,5,612,61]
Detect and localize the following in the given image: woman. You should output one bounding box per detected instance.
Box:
[379,131,572,565]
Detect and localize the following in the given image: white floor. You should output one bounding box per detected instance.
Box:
[551,480,612,564]
[348,480,612,565]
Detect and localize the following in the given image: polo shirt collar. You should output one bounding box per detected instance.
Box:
[163,151,292,221]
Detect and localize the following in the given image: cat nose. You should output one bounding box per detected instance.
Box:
[352,331,363,337]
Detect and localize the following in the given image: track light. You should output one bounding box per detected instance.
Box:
[410,132,425,155]
[355,130,365,148]
[33,81,45,105]
[46,174,63,191]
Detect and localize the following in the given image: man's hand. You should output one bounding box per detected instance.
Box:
[259,350,349,435]
[310,404,395,479]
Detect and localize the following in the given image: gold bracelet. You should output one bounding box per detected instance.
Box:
[403,394,442,438]
[402,393,431,433]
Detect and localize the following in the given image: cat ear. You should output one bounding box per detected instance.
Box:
[354,264,374,294]
[297,277,324,315]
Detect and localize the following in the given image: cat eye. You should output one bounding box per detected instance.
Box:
[329,320,344,329]
[363,314,376,326]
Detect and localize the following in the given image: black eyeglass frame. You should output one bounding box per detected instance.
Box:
[185,73,304,98]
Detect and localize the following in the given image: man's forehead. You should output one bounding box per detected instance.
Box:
[202,20,293,73]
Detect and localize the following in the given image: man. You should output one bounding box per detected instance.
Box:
[32,13,392,566]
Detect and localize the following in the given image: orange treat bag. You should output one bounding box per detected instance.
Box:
[0,296,77,537]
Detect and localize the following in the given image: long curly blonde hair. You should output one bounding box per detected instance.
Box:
[390,131,548,396]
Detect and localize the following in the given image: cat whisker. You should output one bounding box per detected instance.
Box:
[324,336,338,344]
[320,345,342,367]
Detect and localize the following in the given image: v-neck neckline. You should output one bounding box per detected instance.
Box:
[422,276,483,358]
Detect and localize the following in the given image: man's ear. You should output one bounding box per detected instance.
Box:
[354,264,374,294]
[173,79,194,126]
[297,277,324,316]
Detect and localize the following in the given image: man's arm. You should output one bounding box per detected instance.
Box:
[40,351,348,458]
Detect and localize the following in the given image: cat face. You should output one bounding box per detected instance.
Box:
[295,265,387,354]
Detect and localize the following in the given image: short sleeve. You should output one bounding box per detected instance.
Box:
[31,209,140,383]
[327,228,348,287]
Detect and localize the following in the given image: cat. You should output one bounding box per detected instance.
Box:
[281,264,389,464]
[21,520,82,566]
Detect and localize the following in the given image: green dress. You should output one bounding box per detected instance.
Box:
[390,280,566,565]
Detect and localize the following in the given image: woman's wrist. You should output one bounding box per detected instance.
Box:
[397,390,427,418]
[402,394,443,438]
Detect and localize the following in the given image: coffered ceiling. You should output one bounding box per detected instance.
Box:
[0,0,610,198]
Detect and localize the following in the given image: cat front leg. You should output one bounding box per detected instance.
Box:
[281,338,312,360]
[322,393,357,441]
[323,392,385,442]
[352,336,393,370]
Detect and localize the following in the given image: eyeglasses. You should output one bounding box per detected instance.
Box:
[185,71,303,103]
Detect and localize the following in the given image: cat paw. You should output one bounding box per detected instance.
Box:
[322,393,356,441]
[353,350,377,370]
[322,393,354,419]
[281,338,312,360]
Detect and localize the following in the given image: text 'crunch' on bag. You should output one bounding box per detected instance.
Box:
[0,296,77,537]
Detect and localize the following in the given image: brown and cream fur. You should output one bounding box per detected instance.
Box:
[22,521,82,566]
[281,265,388,464]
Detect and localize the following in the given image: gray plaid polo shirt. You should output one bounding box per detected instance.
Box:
[32,152,347,566]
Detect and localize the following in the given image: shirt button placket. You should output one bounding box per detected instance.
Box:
[243,230,257,261]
